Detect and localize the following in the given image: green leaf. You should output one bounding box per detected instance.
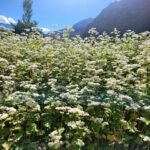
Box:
[13,132,23,142]
[26,123,38,135]
[43,121,51,129]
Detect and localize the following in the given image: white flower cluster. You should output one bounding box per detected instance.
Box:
[56,106,89,116]
[67,120,85,129]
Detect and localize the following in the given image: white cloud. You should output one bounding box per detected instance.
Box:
[40,27,51,33]
[8,17,16,24]
[0,15,10,24]
[0,15,16,24]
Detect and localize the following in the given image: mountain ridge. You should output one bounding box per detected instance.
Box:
[0,23,12,29]
[72,18,94,36]
[83,0,150,36]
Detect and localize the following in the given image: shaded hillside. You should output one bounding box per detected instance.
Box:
[84,0,150,36]
[71,18,94,36]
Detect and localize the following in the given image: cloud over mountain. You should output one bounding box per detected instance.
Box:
[0,15,16,24]
[40,27,51,33]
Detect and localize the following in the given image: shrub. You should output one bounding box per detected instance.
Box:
[0,29,150,150]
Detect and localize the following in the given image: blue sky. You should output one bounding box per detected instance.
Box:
[0,0,116,30]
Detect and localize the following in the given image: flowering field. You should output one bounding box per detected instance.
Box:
[0,29,150,150]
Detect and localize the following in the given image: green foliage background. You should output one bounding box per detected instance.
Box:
[0,29,150,150]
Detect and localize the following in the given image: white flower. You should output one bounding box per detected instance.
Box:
[6,107,17,113]
[92,117,103,124]
[143,106,150,110]
[67,121,85,129]
[33,93,40,97]
[107,90,115,96]
[87,82,100,87]
[48,140,63,148]
[55,106,70,111]
[101,102,111,107]
[88,28,99,35]
[137,68,147,75]
[49,130,58,137]
[130,103,141,111]
[117,94,133,101]
[24,84,37,90]
[102,122,109,126]
[48,79,57,85]
[76,139,85,146]
[0,113,8,120]
[60,93,70,99]
[88,101,100,106]
[106,78,119,88]
[0,106,16,113]
[67,108,89,116]
[143,136,150,142]
[0,58,9,64]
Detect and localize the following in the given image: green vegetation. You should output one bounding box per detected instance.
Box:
[13,0,37,34]
[0,29,150,150]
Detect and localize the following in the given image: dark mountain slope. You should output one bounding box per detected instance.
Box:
[72,18,94,36]
[84,0,150,36]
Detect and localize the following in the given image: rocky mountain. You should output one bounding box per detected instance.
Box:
[71,18,94,36]
[0,23,12,29]
[83,0,150,36]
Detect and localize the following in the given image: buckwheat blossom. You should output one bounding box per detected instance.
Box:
[88,28,99,36]
[55,106,71,112]
[0,113,8,120]
[24,84,37,90]
[117,94,133,101]
[106,78,119,88]
[87,82,100,88]
[8,107,16,112]
[49,130,59,137]
[102,122,109,126]
[76,139,85,147]
[57,85,67,91]
[48,79,57,85]
[80,86,94,94]
[107,90,116,96]
[87,101,101,106]
[92,117,103,124]
[101,102,111,107]
[130,103,141,111]
[0,57,9,64]
[67,121,85,129]
[48,140,63,149]
[143,136,150,142]
[8,65,16,70]
[67,108,89,116]
[59,92,72,99]
[143,106,150,110]
[0,75,12,80]
[32,93,40,97]
[0,29,149,149]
